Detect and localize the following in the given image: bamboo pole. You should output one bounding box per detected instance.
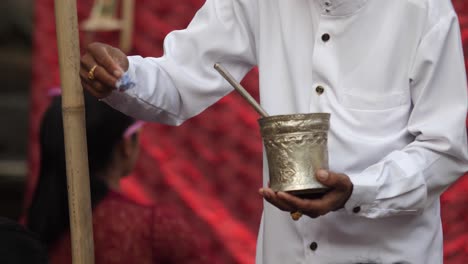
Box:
[54,1,95,264]
[120,0,135,52]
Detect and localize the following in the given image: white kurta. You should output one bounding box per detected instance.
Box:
[104,0,468,263]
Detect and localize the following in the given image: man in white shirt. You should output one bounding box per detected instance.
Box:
[80,0,468,263]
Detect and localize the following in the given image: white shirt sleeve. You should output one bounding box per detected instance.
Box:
[344,12,468,218]
[103,0,257,125]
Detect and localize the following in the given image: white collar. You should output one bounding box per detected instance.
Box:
[314,0,369,16]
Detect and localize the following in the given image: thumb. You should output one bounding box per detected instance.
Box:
[315,170,347,190]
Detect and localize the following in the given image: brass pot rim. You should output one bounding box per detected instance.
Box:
[258,113,330,123]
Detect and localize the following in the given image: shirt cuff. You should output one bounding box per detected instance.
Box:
[125,56,138,85]
[344,172,379,216]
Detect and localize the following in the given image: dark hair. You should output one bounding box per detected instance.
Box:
[0,217,48,264]
[27,92,135,248]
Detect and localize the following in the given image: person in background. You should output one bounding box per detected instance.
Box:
[0,217,48,264]
[26,92,229,263]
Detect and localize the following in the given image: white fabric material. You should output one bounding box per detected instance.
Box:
[103,0,468,263]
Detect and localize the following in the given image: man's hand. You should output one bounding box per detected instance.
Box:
[259,170,353,219]
[80,42,129,99]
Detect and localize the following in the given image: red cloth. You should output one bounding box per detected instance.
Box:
[49,191,237,264]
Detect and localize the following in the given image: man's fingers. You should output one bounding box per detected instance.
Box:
[260,172,354,219]
[79,69,109,94]
[260,188,296,212]
[81,82,109,99]
[277,191,338,217]
[91,66,118,89]
[87,43,124,78]
[80,42,130,101]
[260,172,353,218]
[311,191,344,212]
[80,69,113,99]
[80,55,118,89]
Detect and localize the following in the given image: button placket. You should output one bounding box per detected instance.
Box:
[310,16,334,112]
[324,1,332,13]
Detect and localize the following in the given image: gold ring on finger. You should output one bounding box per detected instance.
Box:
[290,211,303,221]
[88,65,98,80]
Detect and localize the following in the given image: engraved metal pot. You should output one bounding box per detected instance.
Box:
[258,113,330,196]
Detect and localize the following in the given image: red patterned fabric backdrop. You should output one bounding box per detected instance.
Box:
[27,0,468,263]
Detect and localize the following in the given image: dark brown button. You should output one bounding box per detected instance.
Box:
[309,242,318,251]
[353,206,361,213]
[321,33,330,42]
[316,86,325,95]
